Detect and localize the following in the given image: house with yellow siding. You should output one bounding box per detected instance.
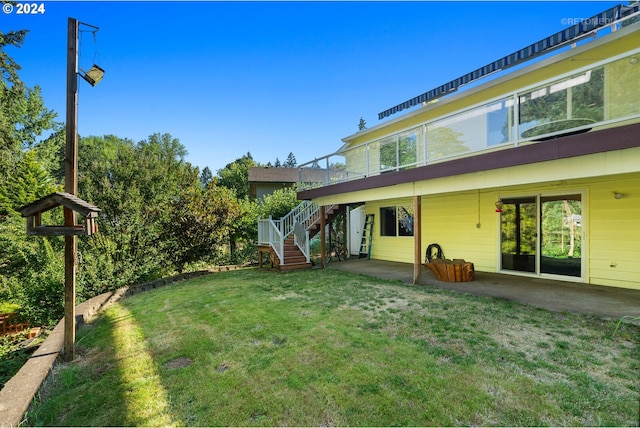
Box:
[296,4,640,290]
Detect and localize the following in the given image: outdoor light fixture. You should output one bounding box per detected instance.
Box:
[495,199,504,213]
[613,192,624,199]
[79,64,105,86]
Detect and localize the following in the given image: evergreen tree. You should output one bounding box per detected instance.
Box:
[285,152,297,168]
[0,29,64,326]
[200,166,213,187]
[1,30,58,154]
[358,117,367,131]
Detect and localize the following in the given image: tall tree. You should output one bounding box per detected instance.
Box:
[216,152,257,200]
[200,166,213,187]
[1,30,58,155]
[285,152,297,168]
[77,134,189,291]
[0,29,64,326]
[0,29,60,214]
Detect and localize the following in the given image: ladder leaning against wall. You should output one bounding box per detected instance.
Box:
[359,214,374,259]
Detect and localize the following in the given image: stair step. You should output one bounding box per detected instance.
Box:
[285,256,307,263]
[279,262,312,271]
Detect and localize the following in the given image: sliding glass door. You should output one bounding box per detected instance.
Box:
[500,198,537,273]
[500,194,582,278]
[540,195,582,277]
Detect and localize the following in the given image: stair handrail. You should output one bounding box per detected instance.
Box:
[279,200,318,239]
[293,222,310,263]
[257,216,283,264]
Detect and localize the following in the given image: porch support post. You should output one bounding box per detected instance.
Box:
[342,205,348,260]
[413,195,422,284]
[320,205,326,268]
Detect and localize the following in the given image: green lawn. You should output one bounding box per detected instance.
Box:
[28,268,639,426]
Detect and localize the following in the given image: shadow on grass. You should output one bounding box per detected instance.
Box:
[27,306,182,426]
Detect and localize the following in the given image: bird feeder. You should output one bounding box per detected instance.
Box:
[19,192,101,236]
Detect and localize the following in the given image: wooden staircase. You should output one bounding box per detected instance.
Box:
[281,237,312,271]
[305,205,341,240]
[259,237,312,271]
[258,204,342,271]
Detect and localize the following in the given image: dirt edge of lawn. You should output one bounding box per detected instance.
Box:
[0,265,248,428]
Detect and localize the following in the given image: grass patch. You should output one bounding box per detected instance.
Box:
[27,268,639,426]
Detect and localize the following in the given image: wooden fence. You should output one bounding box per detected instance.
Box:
[0,313,32,337]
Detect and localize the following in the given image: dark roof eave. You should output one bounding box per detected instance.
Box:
[298,122,640,200]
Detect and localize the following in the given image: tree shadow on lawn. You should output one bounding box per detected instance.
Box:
[28,306,182,426]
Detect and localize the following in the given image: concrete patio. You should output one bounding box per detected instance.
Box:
[325,258,640,322]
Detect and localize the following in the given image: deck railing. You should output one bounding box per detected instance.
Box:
[299,48,640,191]
[258,217,283,263]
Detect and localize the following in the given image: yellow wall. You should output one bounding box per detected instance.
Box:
[365,198,415,263]
[364,192,498,271]
[343,145,367,178]
[354,172,640,290]
[420,192,498,272]
[588,175,640,289]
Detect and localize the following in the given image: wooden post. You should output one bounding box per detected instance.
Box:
[342,205,348,260]
[413,195,422,284]
[320,205,326,268]
[63,17,79,362]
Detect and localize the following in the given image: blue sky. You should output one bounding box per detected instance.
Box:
[3,1,620,173]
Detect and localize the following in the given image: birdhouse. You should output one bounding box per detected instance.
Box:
[19,192,101,236]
